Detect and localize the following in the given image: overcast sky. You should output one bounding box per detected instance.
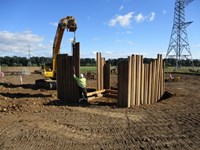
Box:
[0,0,200,59]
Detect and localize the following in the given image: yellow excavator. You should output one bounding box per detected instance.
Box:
[35,16,77,89]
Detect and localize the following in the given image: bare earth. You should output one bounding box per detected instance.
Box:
[0,73,200,150]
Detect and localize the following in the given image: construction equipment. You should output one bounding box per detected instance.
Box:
[35,16,77,89]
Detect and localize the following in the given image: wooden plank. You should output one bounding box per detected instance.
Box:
[154,59,158,103]
[59,54,64,100]
[131,55,136,106]
[103,63,111,89]
[127,56,132,107]
[96,53,101,90]
[117,62,122,107]
[151,60,156,104]
[68,56,74,101]
[72,42,80,102]
[136,55,141,106]
[65,56,71,101]
[63,55,67,101]
[147,62,152,104]
[124,62,129,107]
[117,61,129,107]
[57,54,77,103]
[56,43,80,103]
[87,89,106,97]
[59,54,65,100]
[57,54,69,101]
[56,54,61,100]
[100,58,105,90]
[143,64,149,105]
[161,56,164,97]
[157,54,161,101]
[140,56,144,105]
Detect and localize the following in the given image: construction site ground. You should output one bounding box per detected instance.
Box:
[0,73,200,150]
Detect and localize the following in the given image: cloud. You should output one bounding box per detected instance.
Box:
[0,30,43,44]
[108,11,134,28]
[119,5,124,11]
[116,30,133,34]
[134,13,145,23]
[66,38,74,43]
[108,11,155,27]
[148,12,155,21]
[134,12,156,23]
[49,22,58,27]
[0,30,51,57]
[103,51,112,55]
[91,51,97,55]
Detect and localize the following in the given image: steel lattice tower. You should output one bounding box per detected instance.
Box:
[166,0,194,68]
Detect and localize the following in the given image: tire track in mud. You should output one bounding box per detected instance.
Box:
[74,107,143,122]
[70,103,200,149]
[0,104,199,150]
[28,120,100,142]
[0,114,97,150]
[69,107,140,149]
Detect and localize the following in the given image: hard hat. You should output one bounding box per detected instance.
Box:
[80,74,84,78]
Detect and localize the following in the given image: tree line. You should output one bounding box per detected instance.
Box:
[0,56,200,67]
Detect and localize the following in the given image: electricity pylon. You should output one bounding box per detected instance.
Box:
[166,0,194,69]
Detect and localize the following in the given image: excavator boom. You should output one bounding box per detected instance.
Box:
[46,16,77,79]
[36,16,77,89]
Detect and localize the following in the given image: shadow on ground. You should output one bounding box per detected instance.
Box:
[0,82,37,90]
[159,91,175,102]
[44,98,117,108]
[0,92,52,99]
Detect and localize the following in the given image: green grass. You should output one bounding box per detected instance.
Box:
[80,66,96,73]
[165,66,200,73]
[80,66,116,73]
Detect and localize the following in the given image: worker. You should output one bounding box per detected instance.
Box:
[169,73,174,80]
[73,73,88,103]
[19,75,23,84]
[0,71,4,79]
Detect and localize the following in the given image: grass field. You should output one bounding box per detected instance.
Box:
[80,66,96,73]
[80,66,116,73]
[80,66,200,74]
[165,66,200,73]
[0,66,41,72]
[1,66,199,74]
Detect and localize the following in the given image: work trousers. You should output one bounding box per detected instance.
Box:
[78,86,88,99]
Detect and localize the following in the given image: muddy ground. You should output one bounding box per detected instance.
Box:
[0,73,200,150]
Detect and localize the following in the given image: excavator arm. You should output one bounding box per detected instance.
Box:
[36,16,77,89]
[44,16,77,79]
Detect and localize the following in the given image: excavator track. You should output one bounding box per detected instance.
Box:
[35,79,57,90]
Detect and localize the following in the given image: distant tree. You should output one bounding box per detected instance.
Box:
[194,59,200,66]
[19,57,28,66]
[0,56,199,67]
